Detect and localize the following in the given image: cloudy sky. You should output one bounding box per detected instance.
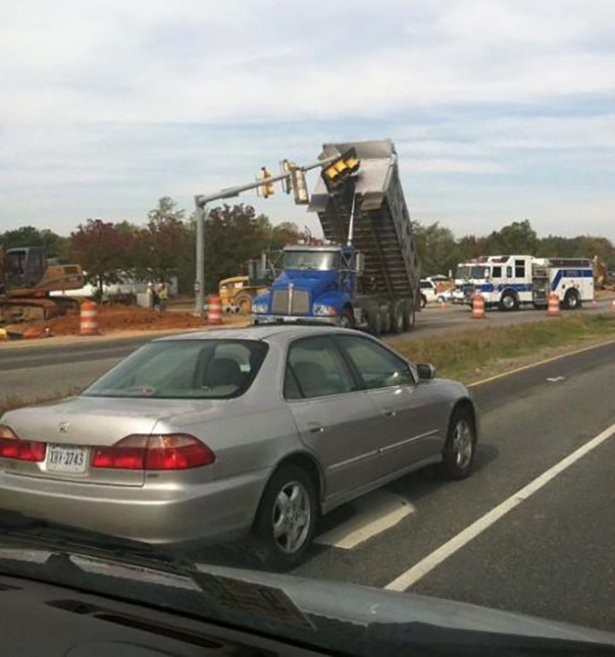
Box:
[2,0,615,240]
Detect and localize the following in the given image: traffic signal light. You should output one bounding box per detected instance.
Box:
[321,148,360,190]
[290,166,309,205]
[257,166,275,198]
[281,160,310,205]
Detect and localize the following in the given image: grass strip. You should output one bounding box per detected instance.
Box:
[390,313,615,383]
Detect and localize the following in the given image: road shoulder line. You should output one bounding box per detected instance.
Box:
[467,338,615,389]
[384,421,615,592]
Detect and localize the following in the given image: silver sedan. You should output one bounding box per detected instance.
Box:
[0,326,478,569]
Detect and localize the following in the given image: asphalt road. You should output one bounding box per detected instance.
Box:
[282,340,615,632]
[2,300,613,399]
[1,316,614,632]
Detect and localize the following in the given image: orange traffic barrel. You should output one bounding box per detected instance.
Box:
[207,296,223,325]
[547,293,560,317]
[471,293,486,319]
[80,300,99,335]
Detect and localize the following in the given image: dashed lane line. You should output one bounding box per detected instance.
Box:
[315,490,415,550]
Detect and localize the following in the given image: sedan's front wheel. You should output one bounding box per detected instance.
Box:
[251,465,317,570]
[440,408,476,480]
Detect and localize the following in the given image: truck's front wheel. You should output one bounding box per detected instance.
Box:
[339,306,355,329]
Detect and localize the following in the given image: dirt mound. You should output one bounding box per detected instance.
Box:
[27,305,216,336]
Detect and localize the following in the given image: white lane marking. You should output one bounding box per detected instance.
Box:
[316,490,415,550]
[385,422,615,591]
[546,376,566,382]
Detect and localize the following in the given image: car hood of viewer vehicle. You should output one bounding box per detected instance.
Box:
[0,527,612,656]
[0,396,228,446]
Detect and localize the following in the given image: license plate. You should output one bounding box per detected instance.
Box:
[46,444,89,474]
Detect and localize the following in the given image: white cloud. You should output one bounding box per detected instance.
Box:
[1,1,615,240]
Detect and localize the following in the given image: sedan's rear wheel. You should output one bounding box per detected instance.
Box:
[440,407,476,480]
[251,465,317,570]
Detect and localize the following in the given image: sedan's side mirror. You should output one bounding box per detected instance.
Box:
[417,363,436,381]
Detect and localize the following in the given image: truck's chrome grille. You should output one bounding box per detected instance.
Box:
[271,289,310,315]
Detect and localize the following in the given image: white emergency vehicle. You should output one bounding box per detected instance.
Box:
[455,255,594,311]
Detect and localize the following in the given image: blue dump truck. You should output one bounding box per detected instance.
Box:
[251,140,421,335]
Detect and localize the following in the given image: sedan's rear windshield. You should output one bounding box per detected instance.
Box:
[82,339,269,399]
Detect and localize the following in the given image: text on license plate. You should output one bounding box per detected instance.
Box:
[47,445,88,473]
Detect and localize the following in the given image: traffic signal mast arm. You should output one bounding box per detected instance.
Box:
[193,153,343,314]
[194,154,340,209]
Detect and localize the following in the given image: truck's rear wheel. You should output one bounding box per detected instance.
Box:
[392,302,404,334]
[380,306,392,334]
[402,301,416,331]
[367,309,383,336]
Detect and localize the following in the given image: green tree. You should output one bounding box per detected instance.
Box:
[412,221,460,277]
[484,219,538,255]
[0,226,69,257]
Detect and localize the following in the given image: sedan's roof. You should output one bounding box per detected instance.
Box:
[154,324,357,344]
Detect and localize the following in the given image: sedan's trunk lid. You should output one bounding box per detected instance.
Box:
[2,396,170,487]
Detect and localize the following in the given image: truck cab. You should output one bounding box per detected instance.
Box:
[252,244,358,326]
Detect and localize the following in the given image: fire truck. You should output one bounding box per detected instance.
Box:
[455,255,594,310]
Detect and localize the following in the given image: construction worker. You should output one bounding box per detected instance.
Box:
[158,281,168,311]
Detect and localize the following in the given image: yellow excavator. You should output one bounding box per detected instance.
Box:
[0,246,84,324]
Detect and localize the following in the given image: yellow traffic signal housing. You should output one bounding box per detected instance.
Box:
[257,166,275,198]
[321,148,360,189]
[280,160,310,204]
[290,166,309,205]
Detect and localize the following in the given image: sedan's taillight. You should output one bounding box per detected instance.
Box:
[91,434,215,471]
[0,424,46,462]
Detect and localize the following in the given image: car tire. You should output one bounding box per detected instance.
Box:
[420,294,427,309]
[563,289,581,310]
[440,407,476,480]
[339,306,355,329]
[499,291,518,311]
[380,305,392,334]
[251,465,318,571]
[392,302,404,334]
[367,308,383,336]
[402,301,416,331]
[233,292,254,315]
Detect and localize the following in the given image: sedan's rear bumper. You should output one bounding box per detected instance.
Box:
[0,468,271,546]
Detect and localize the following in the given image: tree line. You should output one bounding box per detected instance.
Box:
[0,197,315,295]
[412,219,615,277]
[1,202,613,295]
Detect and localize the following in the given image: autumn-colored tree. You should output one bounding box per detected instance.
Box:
[70,219,132,296]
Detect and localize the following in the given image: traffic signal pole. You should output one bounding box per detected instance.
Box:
[193,155,339,316]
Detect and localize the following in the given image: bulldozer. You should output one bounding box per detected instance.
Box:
[0,245,84,324]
